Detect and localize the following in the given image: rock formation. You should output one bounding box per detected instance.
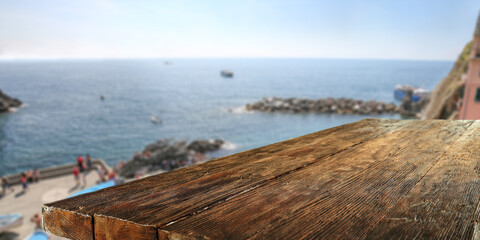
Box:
[119,139,224,178]
[0,90,22,113]
[246,97,399,115]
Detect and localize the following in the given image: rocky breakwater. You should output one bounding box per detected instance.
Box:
[119,139,224,178]
[246,97,398,115]
[0,90,22,113]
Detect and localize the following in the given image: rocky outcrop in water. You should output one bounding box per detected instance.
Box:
[246,97,399,115]
[0,90,21,113]
[119,139,224,178]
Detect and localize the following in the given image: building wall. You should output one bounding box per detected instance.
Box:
[473,36,480,57]
[460,58,480,119]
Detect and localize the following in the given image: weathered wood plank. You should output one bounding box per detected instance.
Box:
[94,214,158,240]
[42,205,93,240]
[44,119,407,238]
[366,120,480,239]
[159,120,472,239]
[42,119,480,240]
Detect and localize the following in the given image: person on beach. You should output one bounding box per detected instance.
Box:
[73,166,80,186]
[143,150,152,158]
[20,173,28,191]
[77,155,87,185]
[77,155,84,172]
[26,170,34,183]
[86,154,93,170]
[1,177,14,196]
[108,170,116,181]
[30,213,42,230]
[1,178,5,196]
[1,177,6,196]
[2,177,9,196]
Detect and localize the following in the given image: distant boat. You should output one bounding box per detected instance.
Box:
[220,70,234,78]
[0,213,22,232]
[151,116,162,124]
[164,61,173,65]
[100,95,105,100]
[394,85,431,102]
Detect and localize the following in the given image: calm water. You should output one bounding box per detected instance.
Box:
[0,59,452,176]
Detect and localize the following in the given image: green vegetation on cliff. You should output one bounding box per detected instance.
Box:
[421,41,472,119]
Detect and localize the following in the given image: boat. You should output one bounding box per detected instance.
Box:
[0,213,22,232]
[220,70,234,78]
[151,116,162,124]
[27,230,49,240]
[394,85,431,102]
[412,88,431,101]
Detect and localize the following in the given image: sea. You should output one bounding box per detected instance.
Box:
[0,59,452,176]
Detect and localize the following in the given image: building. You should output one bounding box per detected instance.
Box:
[459,13,480,119]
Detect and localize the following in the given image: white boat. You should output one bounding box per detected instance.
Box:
[220,70,234,78]
[394,85,431,102]
[0,213,22,232]
[151,116,162,124]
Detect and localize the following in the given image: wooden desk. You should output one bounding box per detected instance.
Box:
[43,119,480,239]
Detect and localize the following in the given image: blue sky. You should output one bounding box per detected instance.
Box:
[1,0,479,60]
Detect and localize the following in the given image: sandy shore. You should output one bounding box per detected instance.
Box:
[0,171,103,240]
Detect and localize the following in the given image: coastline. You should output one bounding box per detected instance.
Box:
[0,171,103,240]
[0,59,450,177]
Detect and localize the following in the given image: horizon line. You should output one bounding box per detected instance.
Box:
[0,56,455,62]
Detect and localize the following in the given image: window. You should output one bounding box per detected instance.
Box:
[476,88,480,102]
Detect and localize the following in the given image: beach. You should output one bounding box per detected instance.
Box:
[0,171,101,240]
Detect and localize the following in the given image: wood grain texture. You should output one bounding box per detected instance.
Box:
[162,120,471,239]
[366,120,480,239]
[42,205,93,240]
[42,119,480,239]
[94,214,158,240]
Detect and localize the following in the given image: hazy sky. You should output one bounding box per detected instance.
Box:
[1,0,480,60]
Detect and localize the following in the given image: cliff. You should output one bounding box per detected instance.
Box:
[0,90,22,113]
[421,41,472,119]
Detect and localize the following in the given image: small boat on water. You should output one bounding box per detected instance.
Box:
[151,116,162,124]
[0,213,22,232]
[220,70,234,78]
[394,85,431,102]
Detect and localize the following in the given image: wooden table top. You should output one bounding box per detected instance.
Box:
[43,119,480,240]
